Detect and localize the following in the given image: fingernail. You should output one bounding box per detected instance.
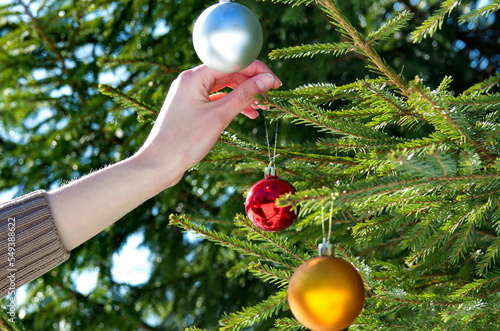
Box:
[255,73,276,93]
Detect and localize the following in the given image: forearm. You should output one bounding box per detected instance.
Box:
[47,152,183,251]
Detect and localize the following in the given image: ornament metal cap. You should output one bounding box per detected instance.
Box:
[318,238,333,256]
[264,165,277,177]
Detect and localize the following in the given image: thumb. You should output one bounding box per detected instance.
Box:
[214,73,278,116]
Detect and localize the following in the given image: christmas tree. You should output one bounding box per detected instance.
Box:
[0,0,499,330]
[172,0,500,329]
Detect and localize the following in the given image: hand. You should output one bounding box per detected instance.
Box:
[48,61,281,251]
[138,60,282,181]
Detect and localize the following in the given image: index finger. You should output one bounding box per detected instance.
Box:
[195,60,279,93]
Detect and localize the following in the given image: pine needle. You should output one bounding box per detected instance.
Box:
[411,0,462,43]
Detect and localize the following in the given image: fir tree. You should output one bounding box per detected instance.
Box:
[173,0,500,329]
[1,0,499,330]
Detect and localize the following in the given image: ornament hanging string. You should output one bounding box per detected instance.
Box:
[319,195,335,256]
[264,115,279,168]
[323,195,334,241]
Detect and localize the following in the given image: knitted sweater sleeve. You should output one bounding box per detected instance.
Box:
[0,190,70,298]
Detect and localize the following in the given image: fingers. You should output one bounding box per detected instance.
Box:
[210,72,280,118]
[208,92,227,102]
[241,107,260,119]
[210,92,261,119]
[182,61,281,120]
[195,60,281,92]
[201,61,281,119]
[238,60,277,77]
[197,59,273,79]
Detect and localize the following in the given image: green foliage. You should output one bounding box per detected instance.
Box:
[98,84,158,122]
[0,308,24,331]
[367,10,414,44]
[459,0,500,23]
[1,0,499,330]
[219,290,288,330]
[411,0,462,42]
[269,41,355,59]
[173,0,500,329]
[170,214,304,269]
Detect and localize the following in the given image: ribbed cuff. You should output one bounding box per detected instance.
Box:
[1,190,70,298]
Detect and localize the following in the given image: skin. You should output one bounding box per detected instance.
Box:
[47,60,282,251]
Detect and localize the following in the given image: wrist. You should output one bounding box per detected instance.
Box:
[131,145,187,190]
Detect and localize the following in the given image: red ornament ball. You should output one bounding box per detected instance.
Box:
[288,256,365,331]
[244,174,298,232]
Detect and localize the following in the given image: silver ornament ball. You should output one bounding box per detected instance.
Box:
[192,0,263,73]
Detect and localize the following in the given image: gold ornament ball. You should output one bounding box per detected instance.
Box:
[287,256,365,331]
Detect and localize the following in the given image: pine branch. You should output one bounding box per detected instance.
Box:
[315,0,410,95]
[267,80,424,132]
[283,173,500,217]
[374,289,464,307]
[270,97,389,139]
[219,290,288,331]
[169,215,300,269]
[279,148,359,166]
[395,132,451,152]
[269,41,355,60]
[248,262,293,288]
[451,93,500,110]
[354,311,440,330]
[402,204,477,265]
[274,318,306,330]
[215,132,264,157]
[236,215,309,262]
[266,82,347,101]
[447,201,491,265]
[315,0,361,43]
[0,308,25,331]
[281,80,415,127]
[457,150,484,175]
[462,73,500,96]
[98,84,158,122]
[17,0,86,104]
[264,82,365,108]
[410,0,461,43]
[361,81,410,116]
[367,10,414,44]
[261,0,314,6]
[439,299,500,330]
[459,0,500,24]
[353,213,420,243]
[453,270,500,296]
[318,136,404,153]
[202,133,352,175]
[357,81,424,129]
[407,78,499,162]
[476,236,500,276]
[409,79,468,142]
[393,149,458,178]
